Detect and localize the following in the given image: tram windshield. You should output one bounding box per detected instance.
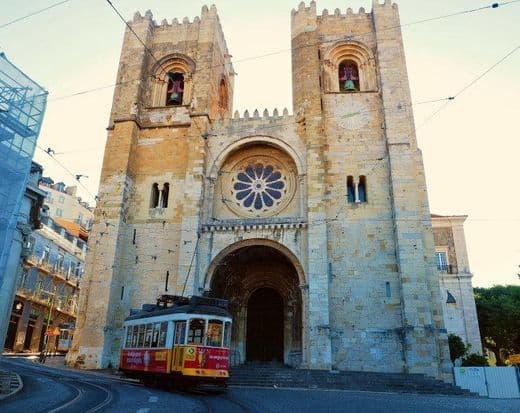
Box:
[207,319,223,347]
[223,321,231,348]
[187,318,205,344]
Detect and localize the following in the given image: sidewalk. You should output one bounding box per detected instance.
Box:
[0,369,23,400]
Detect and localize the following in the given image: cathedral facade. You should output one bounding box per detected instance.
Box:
[67,1,454,380]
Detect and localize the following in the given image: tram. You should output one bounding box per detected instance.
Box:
[120,295,232,389]
[56,323,75,353]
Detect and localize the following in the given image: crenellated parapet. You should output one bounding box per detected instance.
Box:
[212,107,294,128]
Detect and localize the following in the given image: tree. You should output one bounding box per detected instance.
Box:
[448,334,467,362]
[462,353,489,367]
[474,285,520,366]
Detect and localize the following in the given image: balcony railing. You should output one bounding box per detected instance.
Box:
[437,264,458,274]
[16,288,79,315]
[26,255,82,286]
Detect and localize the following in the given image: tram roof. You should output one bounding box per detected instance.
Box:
[124,303,231,321]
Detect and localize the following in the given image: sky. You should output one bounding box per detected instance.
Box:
[1,0,519,287]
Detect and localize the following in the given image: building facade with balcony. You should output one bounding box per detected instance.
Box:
[432,214,482,354]
[39,178,94,230]
[4,215,86,353]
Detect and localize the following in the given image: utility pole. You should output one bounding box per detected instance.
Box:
[39,285,57,364]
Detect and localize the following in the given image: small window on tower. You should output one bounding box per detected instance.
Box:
[166,72,184,106]
[358,175,367,203]
[338,60,359,92]
[347,176,355,203]
[218,78,228,111]
[161,183,169,208]
[150,183,160,208]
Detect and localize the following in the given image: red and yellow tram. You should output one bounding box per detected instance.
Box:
[120,295,232,389]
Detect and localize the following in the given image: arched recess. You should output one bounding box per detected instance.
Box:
[203,238,306,289]
[204,239,305,366]
[150,54,196,106]
[322,41,377,92]
[208,135,304,179]
[208,136,305,220]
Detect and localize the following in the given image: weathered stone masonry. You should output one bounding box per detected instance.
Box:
[68,1,453,380]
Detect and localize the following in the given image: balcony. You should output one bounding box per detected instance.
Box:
[25,255,82,287]
[16,288,79,316]
[437,264,458,274]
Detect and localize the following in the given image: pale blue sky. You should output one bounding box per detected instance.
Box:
[1,1,519,287]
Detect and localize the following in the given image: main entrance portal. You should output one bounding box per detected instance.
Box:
[209,243,303,366]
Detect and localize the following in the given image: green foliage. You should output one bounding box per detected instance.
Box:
[462,353,489,367]
[448,334,467,362]
[474,285,520,365]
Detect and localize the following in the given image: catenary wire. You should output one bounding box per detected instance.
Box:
[0,0,72,30]
[45,1,517,102]
[416,42,520,129]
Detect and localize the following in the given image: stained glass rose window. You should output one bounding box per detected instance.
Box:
[233,164,285,210]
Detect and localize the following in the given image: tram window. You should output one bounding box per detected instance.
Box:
[151,323,160,348]
[131,325,138,347]
[144,323,153,347]
[137,325,145,347]
[158,322,167,347]
[125,328,132,347]
[223,321,232,348]
[207,320,223,347]
[174,321,186,345]
[187,318,205,345]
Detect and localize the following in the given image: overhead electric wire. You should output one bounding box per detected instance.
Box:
[45,1,517,102]
[105,0,170,79]
[36,144,97,202]
[417,42,520,129]
[0,0,72,30]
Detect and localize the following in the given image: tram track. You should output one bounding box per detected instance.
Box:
[3,358,115,413]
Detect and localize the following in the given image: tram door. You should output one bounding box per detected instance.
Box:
[246,288,283,362]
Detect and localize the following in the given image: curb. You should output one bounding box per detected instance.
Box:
[0,371,23,400]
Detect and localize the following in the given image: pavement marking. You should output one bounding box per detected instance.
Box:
[148,396,158,403]
[136,409,150,413]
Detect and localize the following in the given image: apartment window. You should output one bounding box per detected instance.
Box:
[435,251,449,272]
[58,195,65,204]
[55,208,63,217]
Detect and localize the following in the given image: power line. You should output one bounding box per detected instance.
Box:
[417,43,520,129]
[0,0,72,30]
[105,0,170,80]
[36,144,97,202]
[44,1,517,102]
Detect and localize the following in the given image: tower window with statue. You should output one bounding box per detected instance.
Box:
[338,60,359,92]
[166,72,184,105]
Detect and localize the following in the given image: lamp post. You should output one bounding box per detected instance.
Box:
[39,286,57,364]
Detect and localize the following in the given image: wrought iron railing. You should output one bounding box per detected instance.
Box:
[437,264,458,274]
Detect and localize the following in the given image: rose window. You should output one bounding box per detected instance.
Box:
[233,164,285,211]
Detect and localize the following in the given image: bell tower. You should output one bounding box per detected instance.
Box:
[68,5,234,369]
[291,1,451,379]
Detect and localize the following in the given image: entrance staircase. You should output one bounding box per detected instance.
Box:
[229,362,477,396]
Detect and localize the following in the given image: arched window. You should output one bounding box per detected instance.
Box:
[358,175,367,202]
[150,183,160,208]
[346,176,355,203]
[161,183,169,208]
[218,78,228,111]
[338,60,359,92]
[166,72,184,106]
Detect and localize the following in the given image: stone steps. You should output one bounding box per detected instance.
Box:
[229,363,477,396]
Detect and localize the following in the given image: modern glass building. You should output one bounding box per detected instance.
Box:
[0,52,47,282]
[0,53,47,352]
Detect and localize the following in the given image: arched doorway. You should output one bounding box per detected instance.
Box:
[208,243,303,366]
[247,288,284,362]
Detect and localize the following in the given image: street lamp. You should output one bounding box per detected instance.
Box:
[38,285,57,364]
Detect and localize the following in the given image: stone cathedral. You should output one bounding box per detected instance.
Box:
[67,1,454,380]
